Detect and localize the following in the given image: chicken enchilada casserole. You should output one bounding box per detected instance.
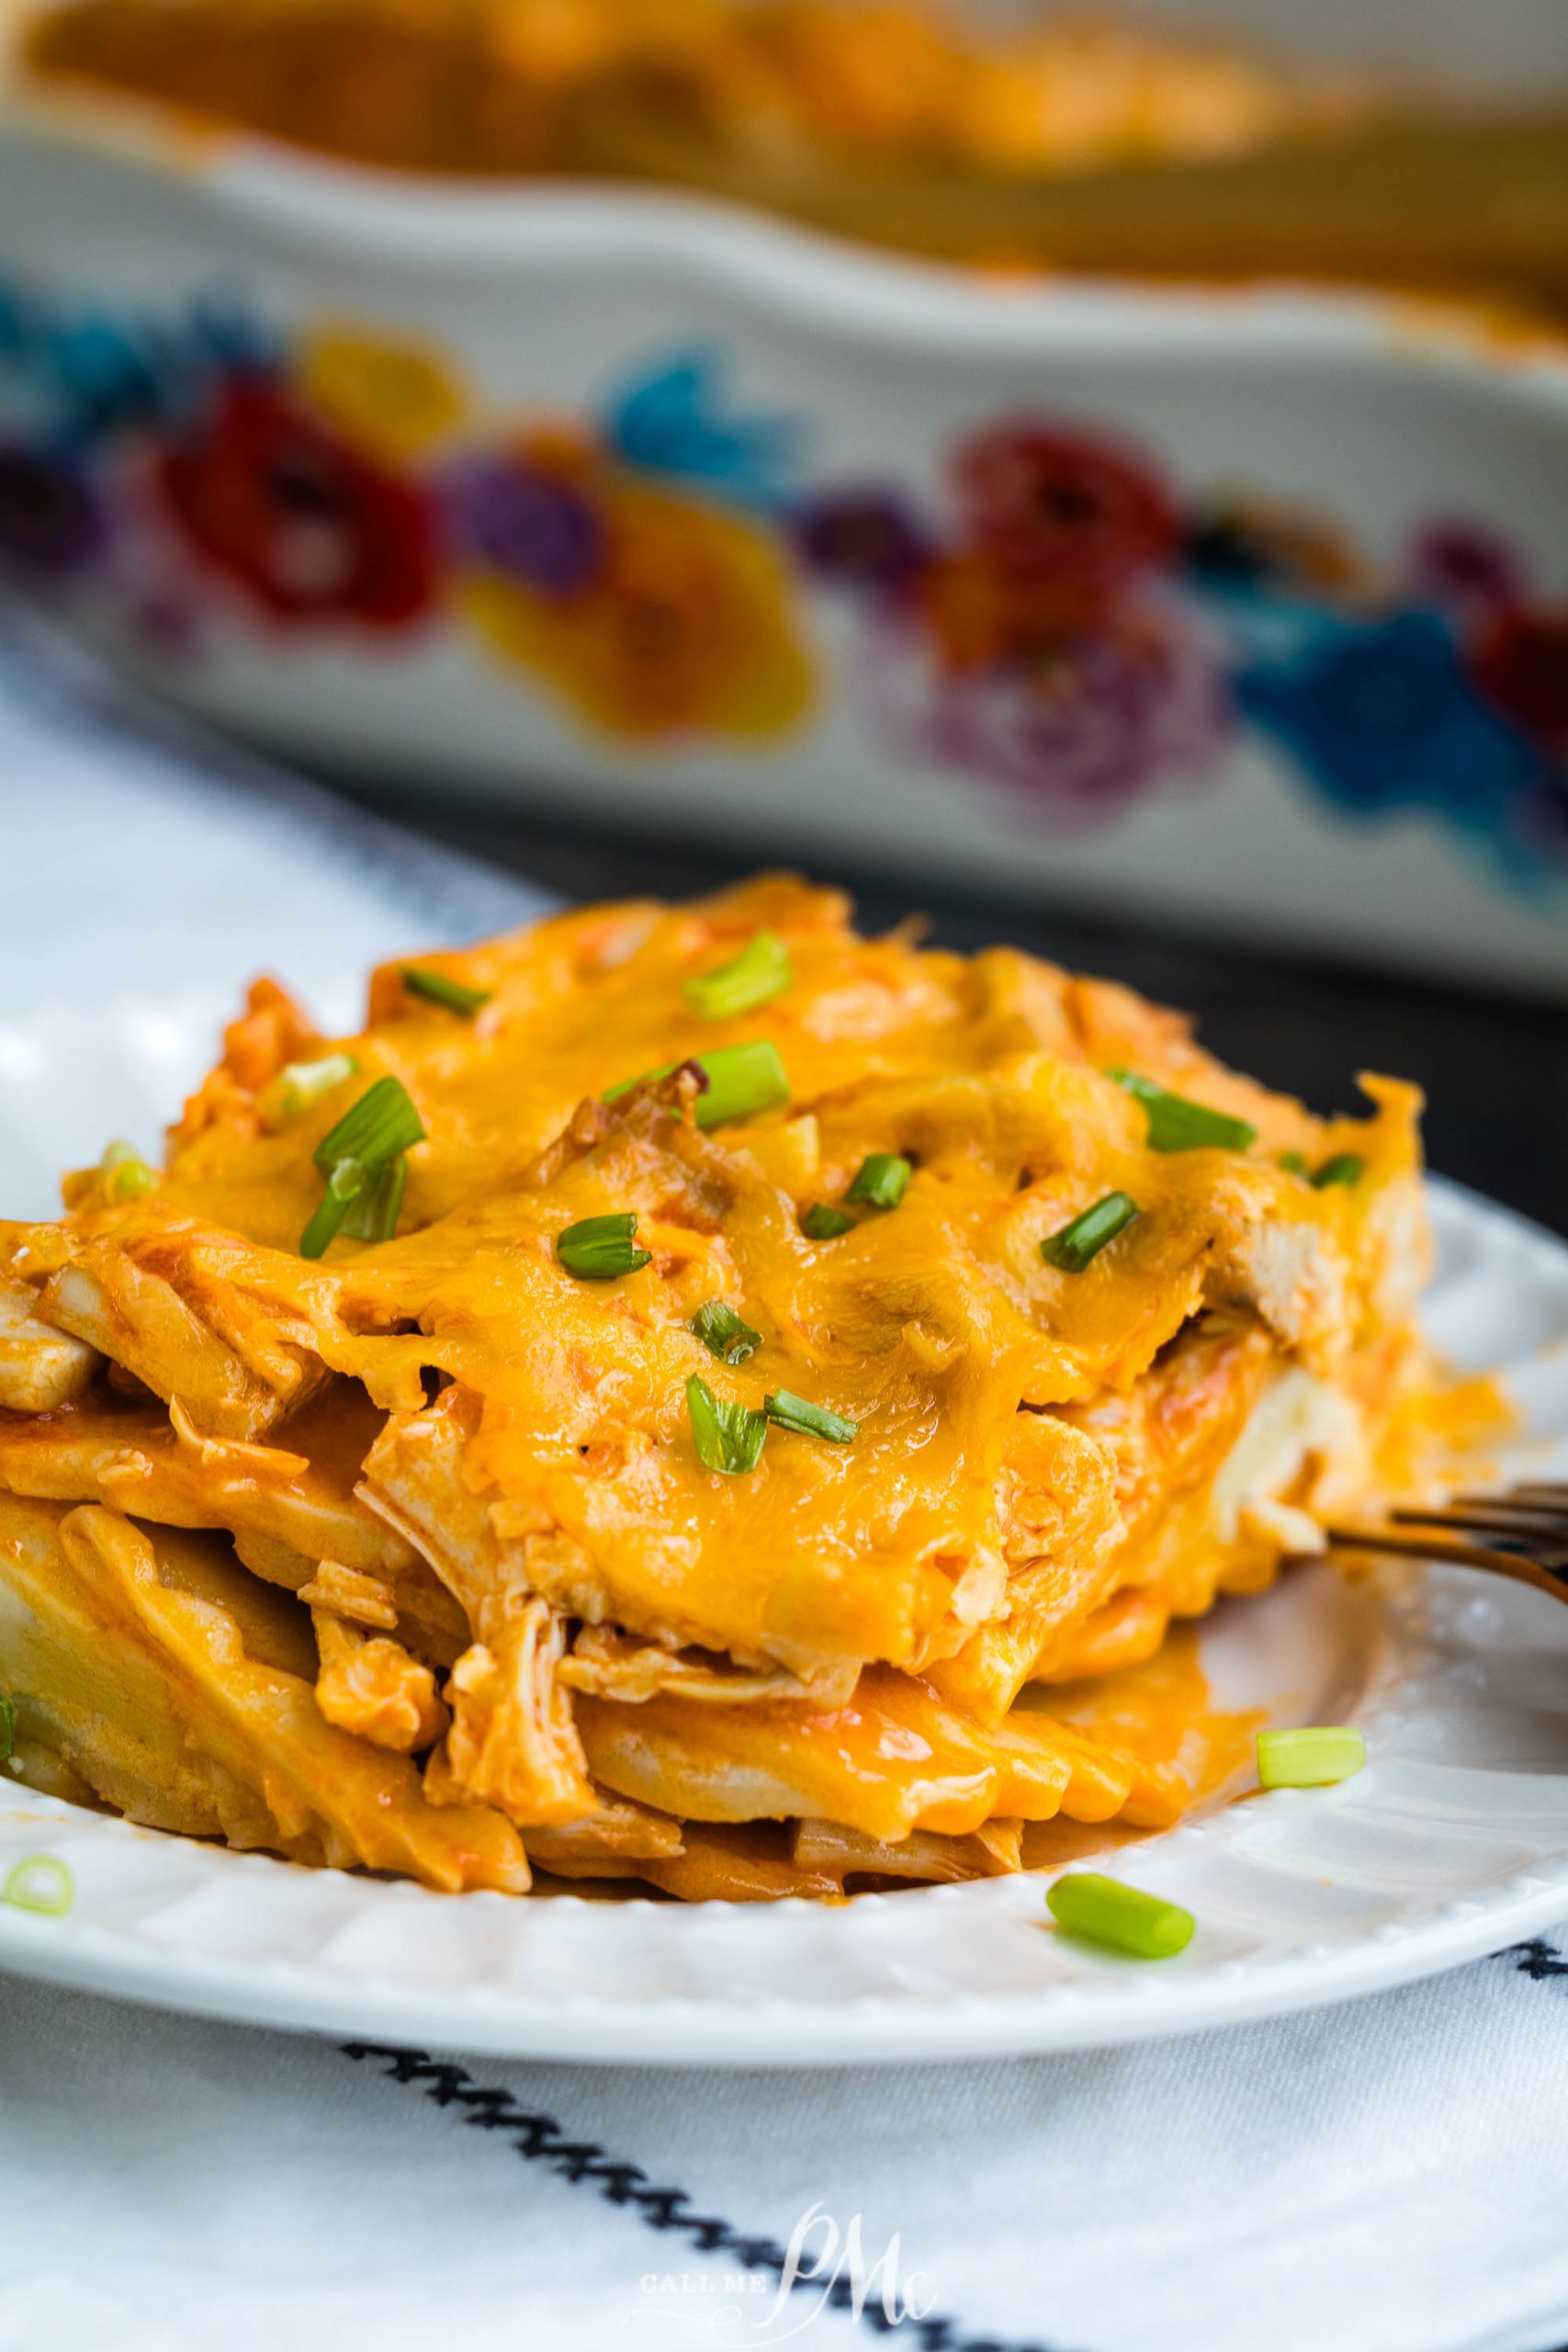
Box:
[0,876,1436,1900]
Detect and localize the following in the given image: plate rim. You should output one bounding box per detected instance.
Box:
[2,1127,1566,2062]
[0,1869,1565,2066]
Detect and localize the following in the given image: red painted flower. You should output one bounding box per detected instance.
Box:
[951,417,1176,608]
[156,376,435,627]
[1470,606,1568,751]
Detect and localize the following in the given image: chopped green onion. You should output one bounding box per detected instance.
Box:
[277,1053,358,1119]
[801,1203,854,1240]
[1256,1725,1366,1788]
[1109,1069,1258,1155]
[312,1077,425,1175]
[301,1077,425,1256]
[604,1042,790,1129]
[1040,1191,1140,1273]
[557,1212,653,1281]
[691,1300,762,1364]
[1277,1150,1309,1177]
[685,1374,767,1475]
[1046,1871,1194,1959]
[764,1389,858,1444]
[0,1694,14,1763]
[684,930,792,1022]
[694,1041,790,1126]
[3,1854,74,1917]
[846,1153,913,1211]
[101,1140,157,1202]
[341,1156,408,1245]
[1311,1154,1365,1191]
[401,966,492,1017]
[299,1157,368,1260]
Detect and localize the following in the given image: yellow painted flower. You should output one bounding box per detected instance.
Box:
[299,324,469,461]
[462,474,814,745]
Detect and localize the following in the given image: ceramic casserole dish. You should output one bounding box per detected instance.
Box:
[1,6,1567,989]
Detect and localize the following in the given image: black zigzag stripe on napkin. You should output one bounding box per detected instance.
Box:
[343,2042,1073,2352]
[1506,1939,1568,1983]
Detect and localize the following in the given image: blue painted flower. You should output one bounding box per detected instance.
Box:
[46,314,164,443]
[0,277,45,368]
[603,349,802,509]
[0,280,155,442]
[1237,610,1545,870]
[1189,581,1344,672]
[0,279,281,450]
[0,444,108,584]
[443,454,605,596]
[793,487,931,593]
[185,293,281,379]
[141,296,284,435]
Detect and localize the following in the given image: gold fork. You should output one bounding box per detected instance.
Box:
[1325,1484,1568,1607]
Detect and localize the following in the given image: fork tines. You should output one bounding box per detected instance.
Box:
[1325,1482,1568,1592]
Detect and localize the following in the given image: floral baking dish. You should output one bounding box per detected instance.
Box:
[1,45,1566,991]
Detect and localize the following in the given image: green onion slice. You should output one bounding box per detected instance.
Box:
[401,966,492,1017]
[299,1158,368,1260]
[1277,1149,1308,1176]
[764,1388,858,1444]
[1311,1154,1365,1191]
[1040,1191,1140,1273]
[604,1041,790,1129]
[300,1077,425,1256]
[1109,1069,1258,1155]
[557,1212,653,1281]
[686,1374,767,1475]
[341,1156,408,1245]
[684,930,793,1022]
[1256,1725,1366,1788]
[1046,1871,1194,1959]
[3,1854,74,1917]
[691,1300,762,1364]
[846,1153,913,1211]
[101,1140,157,1202]
[312,1077,425,1174]
[801,1203,854,1240]
[695,1041,790,1126]
[277,1053,358,1119]
[0,1693,14,1764]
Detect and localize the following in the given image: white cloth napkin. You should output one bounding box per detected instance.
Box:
[1,619,1566,2352]
[0,616,542,1027]
[6,1953,1568,2352]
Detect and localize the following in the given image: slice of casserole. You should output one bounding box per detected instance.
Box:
[0,876,1434,1896]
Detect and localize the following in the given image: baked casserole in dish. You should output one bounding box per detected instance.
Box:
[16,0,1568,307]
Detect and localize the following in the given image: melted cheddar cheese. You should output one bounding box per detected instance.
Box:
[0,876,1438,1897]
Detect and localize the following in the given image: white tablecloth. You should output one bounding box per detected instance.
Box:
[2,619,1566,2352]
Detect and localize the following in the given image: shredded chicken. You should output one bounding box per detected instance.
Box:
[439,1600,597,1826]
[0,1275,99,1411]
[312,1610,448,1752]
[559,1624,861,1709]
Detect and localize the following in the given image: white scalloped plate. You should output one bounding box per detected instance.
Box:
[3,995,1568,2064]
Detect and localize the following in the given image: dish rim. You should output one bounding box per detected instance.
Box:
[3,75,1568,401]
